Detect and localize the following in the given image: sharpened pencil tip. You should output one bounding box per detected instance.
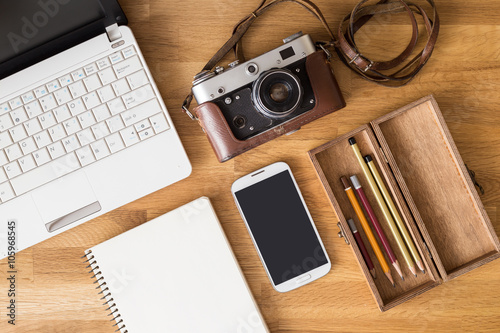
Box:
[414,273,417,277]
[401,276,404,281]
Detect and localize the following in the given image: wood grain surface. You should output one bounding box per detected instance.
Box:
[1,0,500,332]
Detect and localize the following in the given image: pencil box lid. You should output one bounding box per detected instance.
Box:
[369,95,500,282]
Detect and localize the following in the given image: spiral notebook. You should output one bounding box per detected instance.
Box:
[84,197,269,333]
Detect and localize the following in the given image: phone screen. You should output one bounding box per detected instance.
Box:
[234,170,328,285]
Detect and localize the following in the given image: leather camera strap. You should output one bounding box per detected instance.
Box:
[334,0,439,86]
[182,0,439,117]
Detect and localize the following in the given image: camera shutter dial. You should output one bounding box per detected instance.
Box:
[245,63,259,76]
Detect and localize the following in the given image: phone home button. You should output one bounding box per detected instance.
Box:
[296,274,311,284]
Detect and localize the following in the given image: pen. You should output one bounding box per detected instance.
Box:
[350,175,404,280]
[348,137,417,276]
[347,218,376,279]
[364,155,425,274]
[341,176,395,287]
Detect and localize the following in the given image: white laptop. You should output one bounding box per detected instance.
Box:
[0,0,191,258]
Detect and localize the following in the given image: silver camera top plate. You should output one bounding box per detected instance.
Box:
[192,34,316,105]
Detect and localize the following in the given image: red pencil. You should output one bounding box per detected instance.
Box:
[347,218,376,279]
[350,175,404,280]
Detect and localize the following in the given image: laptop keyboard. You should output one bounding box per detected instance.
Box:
[0,45,170,204]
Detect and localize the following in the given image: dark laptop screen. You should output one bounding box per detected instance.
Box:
[0,0,104,64]
[0,0,126,80]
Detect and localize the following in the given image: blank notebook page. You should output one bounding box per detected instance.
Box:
[86,197,269,333]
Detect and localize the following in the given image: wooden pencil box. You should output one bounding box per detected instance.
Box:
[308,95,500,311]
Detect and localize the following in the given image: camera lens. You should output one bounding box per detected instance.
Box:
[233,115,246,129]
[269,83,290,103]
[251,69,303,119]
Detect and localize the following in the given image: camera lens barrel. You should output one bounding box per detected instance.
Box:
[251,68,303,119]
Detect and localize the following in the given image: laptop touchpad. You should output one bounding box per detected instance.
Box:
[31,171,101,233]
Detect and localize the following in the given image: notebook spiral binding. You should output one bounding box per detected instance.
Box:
[84,250,129,333]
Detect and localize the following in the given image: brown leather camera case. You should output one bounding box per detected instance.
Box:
[193,51,346,162]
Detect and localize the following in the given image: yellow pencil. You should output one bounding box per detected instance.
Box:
[348,137,418,276]
[365,155,425,273]
[341,176,395,287]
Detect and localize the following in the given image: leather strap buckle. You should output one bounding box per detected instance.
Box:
[363,59,373,72]
[349,53,373,72]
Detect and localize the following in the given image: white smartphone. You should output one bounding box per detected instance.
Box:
[231,162,331,293]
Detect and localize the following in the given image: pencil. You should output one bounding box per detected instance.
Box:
[341,176,394,287]
[364,155,425,274]
[347,218,376,279]
[348,137,417,277]
[350,175,404,280]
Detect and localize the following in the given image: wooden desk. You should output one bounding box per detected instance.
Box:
[1,1,500,332]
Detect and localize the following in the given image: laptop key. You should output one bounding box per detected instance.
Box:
[33,148,51,166]
[39,94,58,112]
[46,80,61,93]
[0,103,10,114]
[75,145,96,167]
[0,131,13,150]
[105,133,125,153]
[0,182,15,202]
[47,141,65,159]
[0,114,14,132]
[119,127,140,147]
[127,70,148,90]
[0,168,7,183]
[10,153,81,196]
[21,92,35,104]
[18,155,37,173]
[150,113,170,134]
[97,57,111,70]
[109,52,124,65]
[39,111,57,129]
[54,87,72,105]
[71,68,86,81]
[4,161,22,179]
[122,84,155,110]
[24,118,42,136]
[122,46,136,59]
[62,135,81,153]
[98,67,116,85]
[0,151,8,167]
[90,139,110,160]
[33,130,52,149]
[59,74,73,87]
[25,100,43,119]
[9,97,23,110]
[19,137,37,155]
[5,144,23,162]
[114,56,141,79]
[11,107,28,125]
[121,98,161,127]
[9,125,28,143]
[34,85,49,98]
[84,63,98,76]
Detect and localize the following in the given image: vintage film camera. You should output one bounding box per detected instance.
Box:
[191,32,345,162]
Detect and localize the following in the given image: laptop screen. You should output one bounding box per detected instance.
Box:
[0,0,104,64]
[0,0,127,80]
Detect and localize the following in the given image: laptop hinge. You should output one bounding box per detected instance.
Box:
[106,23,122,42]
